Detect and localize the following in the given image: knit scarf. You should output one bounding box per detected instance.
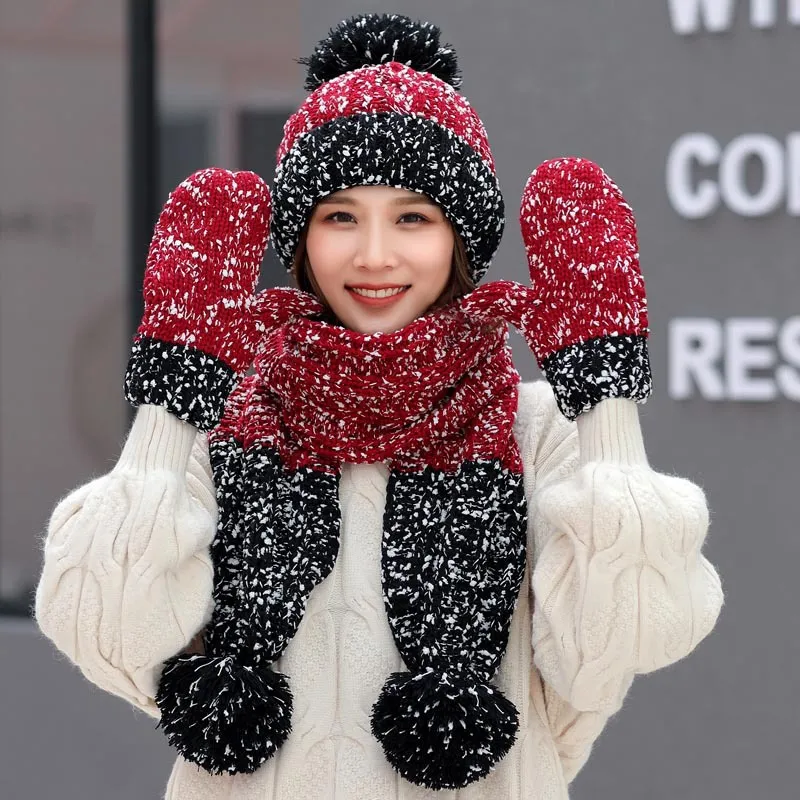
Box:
[155,283,533,791]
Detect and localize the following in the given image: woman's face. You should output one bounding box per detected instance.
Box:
[304,185,455,334]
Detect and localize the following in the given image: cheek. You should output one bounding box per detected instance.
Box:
[414,230,455,287]
[305,226,349,282]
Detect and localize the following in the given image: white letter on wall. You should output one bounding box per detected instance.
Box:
[668,0,737,33]
[776,317,800,401]
[725,318,778,401]
[666,133,721,218]
[720,134,784,217]
[750,0,778,27]
[669,318,725,399]
[787,132,800,216]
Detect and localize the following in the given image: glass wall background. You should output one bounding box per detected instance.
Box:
[0,0,298,615]
[2,2,798,799]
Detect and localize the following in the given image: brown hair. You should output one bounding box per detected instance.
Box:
[291,226,475,325]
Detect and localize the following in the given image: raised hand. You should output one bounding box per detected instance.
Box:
[519,157,651,419]
[125,168,271,430]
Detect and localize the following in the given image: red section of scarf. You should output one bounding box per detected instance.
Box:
[215,285,526,474]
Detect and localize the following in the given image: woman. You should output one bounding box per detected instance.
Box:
[35,13,723,800]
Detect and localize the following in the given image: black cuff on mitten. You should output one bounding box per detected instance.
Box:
[124,337,237,432]
[541,334,652,421]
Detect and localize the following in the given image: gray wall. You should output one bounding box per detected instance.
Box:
[3,1,798,797]
[0,620,176,799]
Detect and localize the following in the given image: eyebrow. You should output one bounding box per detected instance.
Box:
[389,195,437,207]
[318,193,437,207]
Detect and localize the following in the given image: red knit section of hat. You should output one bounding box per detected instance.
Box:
[519,158,648,361]
[277,62,495,171]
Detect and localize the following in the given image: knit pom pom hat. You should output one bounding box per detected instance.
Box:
[270,13,504,283]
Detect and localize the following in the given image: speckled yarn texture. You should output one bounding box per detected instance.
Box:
[121,158,655,786]
[519,158,652,418]
[123,13,655,788]
[154,286,530,790]
[271,58,504,283]
[124,168,271,431]
[122,156,656,784]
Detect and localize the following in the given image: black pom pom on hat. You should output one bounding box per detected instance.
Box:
[300,12,462,92]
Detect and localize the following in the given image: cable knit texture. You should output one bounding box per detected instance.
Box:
[35,405,216,717]
[35,382,723,799]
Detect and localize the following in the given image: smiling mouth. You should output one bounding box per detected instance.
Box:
[347,285,410,298]
[345,285,411,307]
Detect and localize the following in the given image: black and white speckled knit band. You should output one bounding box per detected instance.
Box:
[380,462,527,678]
[124,337,237,432]
[541,334,653,421]
[372,461,527,788]
[271,112,505,283]
[155,432,342,775]
[208,441,342,661]
[151,292,533,788]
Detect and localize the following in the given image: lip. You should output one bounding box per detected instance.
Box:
[346,284,409,290]
[346,285,411,308]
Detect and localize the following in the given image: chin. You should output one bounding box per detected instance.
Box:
[338,306,418,335]
[354,320,402,335]
[350,314,410,335]
[332,291,429,334]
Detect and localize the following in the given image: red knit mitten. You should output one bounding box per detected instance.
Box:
[518,157,652,419]
[124,168,271,431]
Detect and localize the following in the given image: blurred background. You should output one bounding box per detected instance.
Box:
[1,1,797,797]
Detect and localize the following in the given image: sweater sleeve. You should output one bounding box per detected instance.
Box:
[34,405,217,718]
[515,381,723,716]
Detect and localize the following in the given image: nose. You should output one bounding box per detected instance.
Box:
[354,219,398,272]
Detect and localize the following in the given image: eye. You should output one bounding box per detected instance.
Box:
[324,211,355,223]
[398,212,429,224]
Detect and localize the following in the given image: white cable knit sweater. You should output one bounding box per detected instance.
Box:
[35,381,723,800]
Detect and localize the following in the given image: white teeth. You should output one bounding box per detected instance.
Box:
[350,286,407,298]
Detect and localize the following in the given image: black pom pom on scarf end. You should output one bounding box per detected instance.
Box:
[371,668,520,790]
[155,653,293,775]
